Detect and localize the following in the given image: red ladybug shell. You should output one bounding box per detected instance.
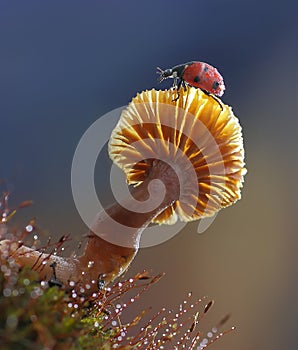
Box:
[182,62,225,97]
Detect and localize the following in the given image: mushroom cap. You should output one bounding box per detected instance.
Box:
[109,87,246,224]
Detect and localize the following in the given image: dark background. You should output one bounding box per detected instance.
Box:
[1,1,297,349]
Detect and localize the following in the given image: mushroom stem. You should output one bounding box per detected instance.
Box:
[77,159,179,286]
[1,160,179,293]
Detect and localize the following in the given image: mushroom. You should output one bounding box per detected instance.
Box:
[0,87,246,293]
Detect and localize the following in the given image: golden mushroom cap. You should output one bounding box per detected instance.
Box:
[109,87,246,224]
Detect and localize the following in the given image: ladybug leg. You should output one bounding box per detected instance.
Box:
[172,91,180,102]
[171,78,180,102]
[172,78,187,102]
[172,76,178,89]
[176,78,183,90]
[201,89,223,111]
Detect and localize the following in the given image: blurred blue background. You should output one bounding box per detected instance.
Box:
[0,1,297,349]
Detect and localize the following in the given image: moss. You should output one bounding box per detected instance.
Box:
[0,194,234,349]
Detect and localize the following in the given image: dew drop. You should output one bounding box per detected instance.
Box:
[87,261,94,268]
[25,225,33,233]
[3,288,11,297]
[23,279,30,286]
[6,314,18,329]
[30,315,37,322]
[12,289,19,297]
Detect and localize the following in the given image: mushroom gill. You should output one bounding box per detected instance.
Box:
[109,87,246,225]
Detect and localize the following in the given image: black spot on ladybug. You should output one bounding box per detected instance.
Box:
[193,76,200,83]
[204,66,209,72]
[212,81,220,90]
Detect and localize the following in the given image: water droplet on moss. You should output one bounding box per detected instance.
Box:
[3,288,11,297]
[12,289,19,296]
[6,314,18,329]
[87,261,94,268]
[25,225,33,232]
[23,278,30,286]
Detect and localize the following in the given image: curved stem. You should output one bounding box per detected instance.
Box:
[0,160,179,293]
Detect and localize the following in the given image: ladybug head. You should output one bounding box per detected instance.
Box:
[156,67,173,82]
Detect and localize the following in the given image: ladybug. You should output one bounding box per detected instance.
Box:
[157,61,225,103]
